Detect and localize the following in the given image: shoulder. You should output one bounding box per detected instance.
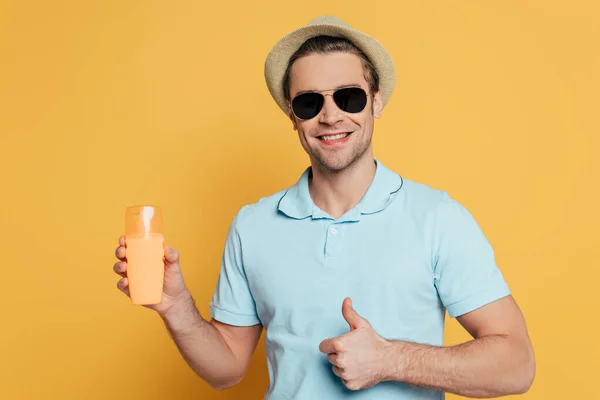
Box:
[396,176,453,216]
[395,176,487,245]
[392,174,476,233]
[228,187,289,233]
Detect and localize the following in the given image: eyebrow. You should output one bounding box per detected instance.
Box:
[294,83,363,96]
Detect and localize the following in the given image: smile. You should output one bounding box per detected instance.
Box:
[317,132,352,142]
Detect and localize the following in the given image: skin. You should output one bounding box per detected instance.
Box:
[114,239,262,391]
[113,51,535,396]
[288,52,383,219]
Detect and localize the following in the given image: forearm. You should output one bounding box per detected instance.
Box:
[161,294,243,390]
[386,335,535,398]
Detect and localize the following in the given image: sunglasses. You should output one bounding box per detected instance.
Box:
[290,87,368,120]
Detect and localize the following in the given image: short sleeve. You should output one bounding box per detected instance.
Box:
[209,212,261,326]
[432,192,511,318]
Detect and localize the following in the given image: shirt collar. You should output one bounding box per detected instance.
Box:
[277,159,404,221]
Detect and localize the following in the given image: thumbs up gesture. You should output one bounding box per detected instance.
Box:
[319,298,393,391]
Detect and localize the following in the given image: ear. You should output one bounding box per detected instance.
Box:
[373,88,383,119]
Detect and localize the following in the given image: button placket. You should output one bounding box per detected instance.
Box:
[325,223,343,260]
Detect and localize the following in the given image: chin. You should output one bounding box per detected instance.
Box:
[314,153,358,173]
[305,136,372,173]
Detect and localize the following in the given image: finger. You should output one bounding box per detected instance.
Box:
[327,353,339,366]
[119,236,126,247]
[164,246,179,264]
[321,337,345,353]
[319,338,336,354]
[117,277,131,297]
[343,379,359,391]
[342,297,369,330]
[115,246,126,261]
[113,261,127,277]
[332,365,344,378]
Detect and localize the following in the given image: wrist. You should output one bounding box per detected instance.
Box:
[160,292,198,331]
[381,340,409,382]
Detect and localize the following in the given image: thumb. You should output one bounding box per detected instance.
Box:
[342,297,368,330]
[164,246,180,265]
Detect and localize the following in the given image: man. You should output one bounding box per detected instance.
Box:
[113,16,535,399]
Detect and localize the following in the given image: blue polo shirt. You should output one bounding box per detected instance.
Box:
[209,159,510,399]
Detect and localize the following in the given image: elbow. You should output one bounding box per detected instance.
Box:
[212,383,235,392]
[212,382,237,392]
[511,369,535,395]
[511,345,536,395]
[210,373,244,392]
[516,359,536,394]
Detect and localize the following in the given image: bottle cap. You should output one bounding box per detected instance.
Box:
[125,205,163,236]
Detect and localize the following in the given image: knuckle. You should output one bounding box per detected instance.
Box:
[333,340,344,352]
[342,378,359,390]
[117,277,127,289]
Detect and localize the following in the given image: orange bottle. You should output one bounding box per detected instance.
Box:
[124,205,164,305]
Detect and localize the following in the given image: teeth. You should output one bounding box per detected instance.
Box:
[321,133,349,141]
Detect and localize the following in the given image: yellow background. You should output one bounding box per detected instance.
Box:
[1,1,598,399]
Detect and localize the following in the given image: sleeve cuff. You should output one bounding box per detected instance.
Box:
[446,283,511,318]
[209,302,261,326]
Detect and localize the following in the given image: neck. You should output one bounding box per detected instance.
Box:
[308,153,377,219]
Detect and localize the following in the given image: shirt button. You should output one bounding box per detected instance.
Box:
[330,227,338,234]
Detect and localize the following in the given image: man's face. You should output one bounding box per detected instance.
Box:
[288,52,383,173]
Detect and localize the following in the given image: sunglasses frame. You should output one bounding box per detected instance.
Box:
[288,86,370,121]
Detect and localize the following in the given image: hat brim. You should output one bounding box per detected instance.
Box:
[264,23,396,116]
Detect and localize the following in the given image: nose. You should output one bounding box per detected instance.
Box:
[318,95,344,126]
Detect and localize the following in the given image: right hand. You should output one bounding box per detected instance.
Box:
[114,235,190,317]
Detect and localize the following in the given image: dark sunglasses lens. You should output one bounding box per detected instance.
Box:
[292,93,324,120]
[333,88,367,113]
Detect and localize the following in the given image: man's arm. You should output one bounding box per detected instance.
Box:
[162,293,263,391]
[160,209,264,391]
[321,194,535,395]
[385,295,535,397]
[320,296,534,397]
[114,237,263,392]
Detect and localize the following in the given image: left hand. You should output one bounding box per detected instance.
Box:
[319,297,393,391]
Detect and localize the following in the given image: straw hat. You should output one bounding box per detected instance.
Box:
[264,15,396,115]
